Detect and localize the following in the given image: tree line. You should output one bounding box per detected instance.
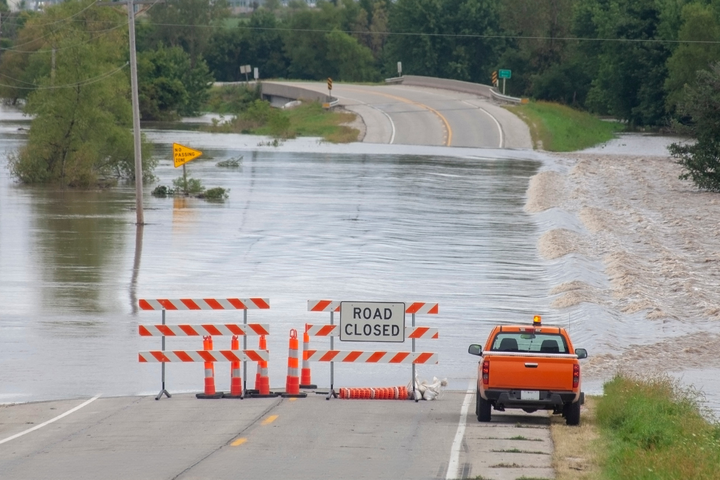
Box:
[0,0,719,187]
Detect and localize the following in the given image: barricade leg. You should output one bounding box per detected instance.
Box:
[282,329,307,398]
[299,324,317,389]
[197,336,223,399]
[224,335,243,399]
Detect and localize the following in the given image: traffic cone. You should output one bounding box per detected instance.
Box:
[281,329,307,398]
[247,334,278,398]
[223,335,243,399]
[299,324,317,389]
[196,336,223,399]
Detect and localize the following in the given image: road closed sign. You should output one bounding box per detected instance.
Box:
[340,302,405,343]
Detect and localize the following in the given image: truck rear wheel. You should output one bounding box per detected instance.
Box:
[477,389,491,422]
[564,401,581,426]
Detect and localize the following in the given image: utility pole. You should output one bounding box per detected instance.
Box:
[99,0,162,225]
[126,0,144,225]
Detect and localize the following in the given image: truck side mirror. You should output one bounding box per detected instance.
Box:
[575,348,588,359]
[468,344,483,356]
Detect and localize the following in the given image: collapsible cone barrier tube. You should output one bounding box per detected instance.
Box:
[196,336,223,399]
[299,324,317,389]
[247,334,278,398]
[223,335,243,399]
[281,329,307,398]
[338,386,409,400]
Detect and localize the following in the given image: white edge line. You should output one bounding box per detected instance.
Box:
[0,394,101,445]
[332,92,396,145]
[446,380,474,479]
[463,100,504,149]
[380,109,396,144]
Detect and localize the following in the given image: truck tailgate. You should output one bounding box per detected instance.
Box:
[487,354,576,391]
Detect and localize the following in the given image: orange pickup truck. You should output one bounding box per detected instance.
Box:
[468,316,588,425]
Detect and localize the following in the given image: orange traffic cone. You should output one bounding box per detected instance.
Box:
[247,335,278,398]
[281,329,306,398]
[223,335,243,399]
[196,336,223,399]
[299,324,317,389]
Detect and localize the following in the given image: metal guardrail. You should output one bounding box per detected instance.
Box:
[385,75,527,104]
[490,87,525,104]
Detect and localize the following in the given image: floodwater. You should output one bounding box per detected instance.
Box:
[1,104,719,416]
[0,107,557,403]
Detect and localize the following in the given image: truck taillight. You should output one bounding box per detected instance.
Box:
[482,360,490,385]
[573,364,580,388]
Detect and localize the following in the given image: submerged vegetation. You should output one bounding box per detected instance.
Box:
[205,87,359,143]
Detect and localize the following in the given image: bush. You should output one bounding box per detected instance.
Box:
[670,63,720,191]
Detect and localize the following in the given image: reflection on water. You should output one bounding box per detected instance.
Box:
[30,188,133,314]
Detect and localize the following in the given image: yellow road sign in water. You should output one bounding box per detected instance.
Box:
[173,143,203,168]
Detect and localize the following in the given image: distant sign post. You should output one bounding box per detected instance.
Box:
[498,69,511,95]
[173,143,203,194]
[397,61,402,77]
[240,64,251,83]
[339,302,405,343]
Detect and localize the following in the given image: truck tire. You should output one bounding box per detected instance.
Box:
[564,401,581,426]
[477,389,491,422]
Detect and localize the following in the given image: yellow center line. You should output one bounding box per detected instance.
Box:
[289,398,297,402]
[231,438,247,447]
[344,87,453,146]
[261,414,279,425]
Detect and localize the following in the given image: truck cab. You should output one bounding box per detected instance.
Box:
[468,316,588,425]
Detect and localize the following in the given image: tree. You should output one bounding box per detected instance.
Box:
[669,62,720,191]
[138,46,212,120]
[578,0,672,126]
[145,0,229,69]
[385,0,505,82]
[325,28,378,81]
[7,0,154,186]
[664,2,720,112]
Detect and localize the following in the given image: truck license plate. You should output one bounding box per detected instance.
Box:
[521,390,540,401]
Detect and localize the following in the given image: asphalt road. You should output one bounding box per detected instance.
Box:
[270,81,533,149]
[0,391,554,480]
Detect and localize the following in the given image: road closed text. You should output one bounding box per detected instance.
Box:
[339,302,406,343]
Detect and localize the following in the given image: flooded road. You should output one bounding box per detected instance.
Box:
[0,109,558,403]
[2,105,719,417]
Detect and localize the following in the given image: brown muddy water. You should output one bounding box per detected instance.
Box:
[1,106,719,416]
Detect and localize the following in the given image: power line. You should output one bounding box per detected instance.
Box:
[141,22,720,45]
[0,23,127,53]
[0,61,128,89]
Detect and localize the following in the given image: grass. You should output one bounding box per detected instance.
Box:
[205,95,360,143]
[550,374,720,480]
[596,374,720,480]
[506,100,624,152]
[255,101,359,143]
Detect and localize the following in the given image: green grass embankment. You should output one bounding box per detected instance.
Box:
[205,84,359,143]
[507,101,624,152]
[596,375,720,479]
[254,101,359,143]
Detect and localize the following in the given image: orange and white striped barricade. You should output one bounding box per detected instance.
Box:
[138,297,270,400]
[306,300,439,400]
